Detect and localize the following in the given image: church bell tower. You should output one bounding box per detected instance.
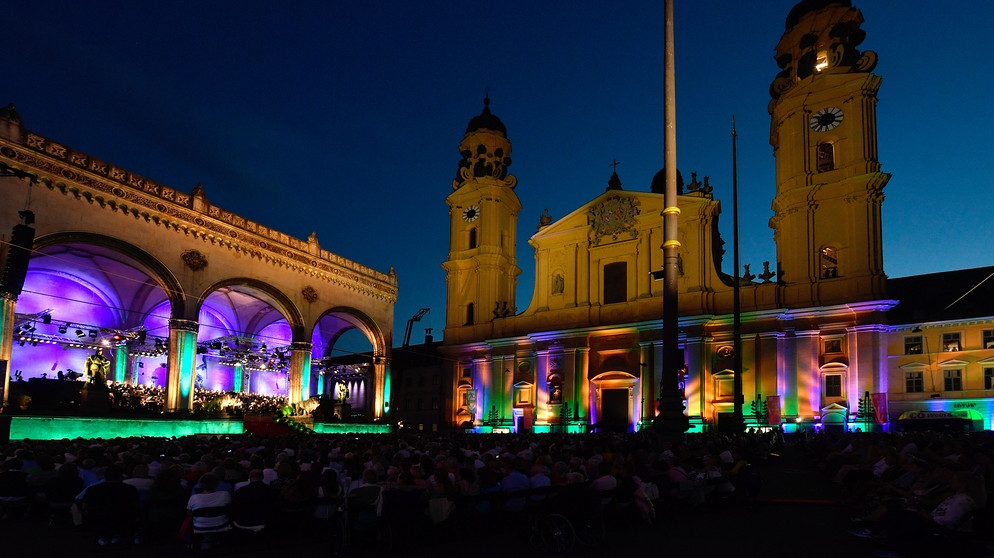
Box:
[442,97,521,338]
[768,0,890,307]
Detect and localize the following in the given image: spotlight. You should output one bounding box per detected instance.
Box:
[58,324,68,334]
[88,330,97,338]
[42,314,52,324]
[76,329,85,338]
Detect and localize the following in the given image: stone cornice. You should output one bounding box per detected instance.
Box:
[0,135,398,304]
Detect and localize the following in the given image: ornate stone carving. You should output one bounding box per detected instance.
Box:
[181,249,208,271]
[538,208,552,229]
[301,286,319,303]
[759,261,777,283]
[493,301,515,318]
[740,264,756,284]
[588,195,640,246]
[12,131,398,303]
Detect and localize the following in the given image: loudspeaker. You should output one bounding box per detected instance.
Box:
[0,223,35,298]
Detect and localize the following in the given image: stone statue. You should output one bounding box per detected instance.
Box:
[84,348,111,384]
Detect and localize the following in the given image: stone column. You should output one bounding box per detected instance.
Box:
[314,369,325,398]
[489,355,502,424]
[367,354,385,420]
[380,355,392,418]
[638,341,654,424]
[476,356,493,425]
[536,349,550,424]
[114,344,128,384]
[288,341,312,404]
[0,294,15,407]
[574,347,590,424]
[165,319,199,413]
[233,362,245,393]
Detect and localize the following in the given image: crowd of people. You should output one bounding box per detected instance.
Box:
[816,430,994,557]
[0,428,777,551]
[1,428,993,556]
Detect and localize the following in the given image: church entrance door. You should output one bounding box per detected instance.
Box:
[601,388,629,432]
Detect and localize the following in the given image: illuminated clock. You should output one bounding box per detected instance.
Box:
[462,205,480,222]
[809,107,844,132]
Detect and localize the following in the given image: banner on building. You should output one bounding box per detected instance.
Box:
[766,395,781,425]
[870,392,888,424]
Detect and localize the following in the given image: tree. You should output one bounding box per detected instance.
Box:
[487,405,500,426]
[750,393,769,425]
[856,390,875,431]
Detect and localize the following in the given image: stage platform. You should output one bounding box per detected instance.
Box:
[1,415,390,441]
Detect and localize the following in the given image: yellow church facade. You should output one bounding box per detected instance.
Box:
[439,1,994,434]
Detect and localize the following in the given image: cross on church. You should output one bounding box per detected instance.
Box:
[609,159,621,173]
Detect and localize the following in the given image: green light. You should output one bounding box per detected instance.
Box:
[311,422,391,435]
[383,362,392,416]
[114,346,127,382]
[299,353,311,400]
[8,417,392,440]
[177,330,196,399]
[9,416,244,440]
[232,362,243,393]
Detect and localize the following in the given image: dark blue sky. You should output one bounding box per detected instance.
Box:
[5,1,992,346]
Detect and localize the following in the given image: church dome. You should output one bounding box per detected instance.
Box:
[650,167,684,194]
[465,96,506,136]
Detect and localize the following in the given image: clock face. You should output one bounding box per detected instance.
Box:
[809,107,844,132]
[462,205,480,222]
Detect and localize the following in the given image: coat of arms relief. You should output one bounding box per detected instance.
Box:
[588,195,641,246]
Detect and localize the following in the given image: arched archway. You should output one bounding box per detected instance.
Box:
[5,233,183,408]
[32,232,185,318]
[188,279,305,404]
[591,371,637,432]
[312,307,388,421]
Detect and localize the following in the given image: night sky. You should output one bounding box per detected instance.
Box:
[4,1,992,347]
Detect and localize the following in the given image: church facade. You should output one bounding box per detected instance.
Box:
[440,1,994,434]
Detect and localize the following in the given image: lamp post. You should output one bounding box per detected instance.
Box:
[654,0,689,437]
[731,117,744,433]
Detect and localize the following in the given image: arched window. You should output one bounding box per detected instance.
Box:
[468,228,477,249]
[465,302,475,325]
[816,142,834,172]
[820,247,838,279]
